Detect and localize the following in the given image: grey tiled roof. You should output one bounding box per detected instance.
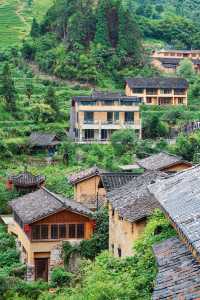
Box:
[10,188,93,224]
[137,152,185,171]
[9,172,45,188]
[126,77,188,89]
[108,171,166,222]
[149,165,200,259]
[68,167,136,191]
[153,237,200,300]
[29,132,60,147]
[100,173,136,192]
[68,167,103,184]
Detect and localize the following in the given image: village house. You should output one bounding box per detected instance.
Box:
[69,91,142,143]
[68,166,136,210]
[7,187,94,282]
[107,171,166,258]
[135,152,192,173]
[151,49,200,73]
[125,77,188,106]
[29,132,60,154]
[7,171,45,193]
[149,165,200,298]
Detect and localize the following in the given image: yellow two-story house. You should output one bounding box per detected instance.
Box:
[70,91,142,143]
[125,77,188,106]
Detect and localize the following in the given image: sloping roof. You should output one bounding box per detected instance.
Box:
[107,171,166,223]
[100,173,136,192]
[9,172,45,188]
[68,167,136,191]
[149,165,200,259]
[156,57,200,66]
[92,90,123,98]
[10,187,93,224]
[137,152,188,171]
[73,95,142,103]
[126,77,188,89]
[153,237,200,300]
[68,167,103,184]
[29,132,60,147]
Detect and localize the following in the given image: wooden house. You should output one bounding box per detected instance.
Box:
[7,171,45,193]
[151,49,200,74]
[107,171,166,257]
[125,77,188,106]
[136,152,192,173]
[8,187,94,282]
[29,132,60,154]
[68,167,136,210]
[69,90,142,143]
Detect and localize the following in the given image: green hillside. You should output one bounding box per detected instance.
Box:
[0,0,53,49]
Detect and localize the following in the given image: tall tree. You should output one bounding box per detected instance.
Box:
[0,63,16,113]
[95,0,111,47]
[45,85,59,114]
[30,18,40,37]
[118,3,143,65]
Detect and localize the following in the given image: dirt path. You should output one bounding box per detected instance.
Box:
[16,0,28,27]
[27,61,95,88]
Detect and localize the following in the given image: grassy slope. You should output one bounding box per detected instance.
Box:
[0,0,53,49]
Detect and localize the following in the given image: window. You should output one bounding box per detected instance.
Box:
[32,225,48,240]
[51,224,58,239]
[103,100,114,106]
[84,129,94,140]
[112,209,115,217]
[41,225,48,239]
[146,89,158,95]
[77,224,84,238]
[133,88,144,94]
[84,112,94,123]
[160,89,172,94]
[114,112,119,121]
[59,224,67,238]
[118,216,123,221]
[101,129,108,140]
[69,224,76,238]
[178,98,184,104]
[146,97,152,104]
[107,112,113,123]
[32,225,40,240]
[125,112,134,123]
[118,248,122,257]
[111,244,114,254]
[80,101,96,106]
[174,89,186,95]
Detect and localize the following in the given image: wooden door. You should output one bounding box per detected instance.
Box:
[35,258,49,281]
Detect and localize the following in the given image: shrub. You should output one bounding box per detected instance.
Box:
[51,267,72,288]
[15,280,48,300]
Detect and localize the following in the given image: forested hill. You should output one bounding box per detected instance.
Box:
[21,0,200,86]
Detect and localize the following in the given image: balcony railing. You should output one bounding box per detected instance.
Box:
[80,120,141,127]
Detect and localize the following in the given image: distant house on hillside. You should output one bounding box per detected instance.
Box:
[125,77,189,106]
[151,49,200,74]
[68,167,136,210]
[136,152,192,173]
[8,187,94,282]
[29,132,60,154]
[7,171,45,193]
[107,171,166,257]
[69,90,142,143]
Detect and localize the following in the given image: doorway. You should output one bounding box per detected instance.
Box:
[35,258,49,281]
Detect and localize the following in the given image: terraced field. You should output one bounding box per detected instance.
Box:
[0,0,53,49]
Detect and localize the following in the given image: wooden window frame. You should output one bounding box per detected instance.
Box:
[31,223,85,241]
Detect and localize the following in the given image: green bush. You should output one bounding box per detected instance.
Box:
[51,267,72,288]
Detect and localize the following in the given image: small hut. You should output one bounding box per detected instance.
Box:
[7,171,45,193]
[29,132,60,155]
